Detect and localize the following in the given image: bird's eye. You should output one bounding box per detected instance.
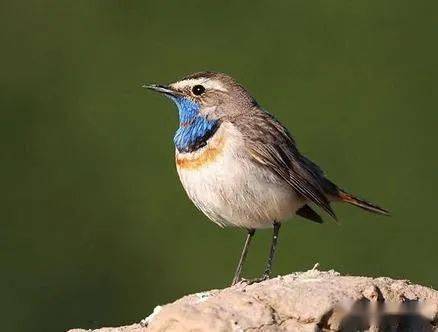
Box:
[192,85,205,96]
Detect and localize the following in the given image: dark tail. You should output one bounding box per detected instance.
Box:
[338,190,389,216]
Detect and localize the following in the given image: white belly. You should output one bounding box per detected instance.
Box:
[176,123,303,229]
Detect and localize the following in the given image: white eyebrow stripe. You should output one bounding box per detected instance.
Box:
[171,78,228,92]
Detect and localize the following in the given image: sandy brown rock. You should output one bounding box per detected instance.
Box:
[68,270,438,332]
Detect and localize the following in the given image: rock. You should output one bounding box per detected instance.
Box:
[68,269,438,331]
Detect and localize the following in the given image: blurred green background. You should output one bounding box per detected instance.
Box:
[1,1,437,331]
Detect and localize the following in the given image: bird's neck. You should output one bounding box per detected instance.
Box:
[172,97,219,153]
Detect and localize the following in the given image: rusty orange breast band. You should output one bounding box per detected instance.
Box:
[176,135,226,170]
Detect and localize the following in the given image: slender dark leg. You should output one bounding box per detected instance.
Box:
[262,221,281,279]
[246,221,281,284]
[231,229,255,286]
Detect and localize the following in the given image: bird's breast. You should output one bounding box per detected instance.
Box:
[175,123,302,229]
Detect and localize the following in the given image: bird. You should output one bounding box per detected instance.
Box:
[145,71,389,286]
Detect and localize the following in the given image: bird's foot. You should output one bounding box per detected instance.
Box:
[230,277,241,286]
[240,273,270,285]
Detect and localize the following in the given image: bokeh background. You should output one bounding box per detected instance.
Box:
[1,1,437,331]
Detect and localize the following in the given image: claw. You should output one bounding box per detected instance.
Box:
[241,274,270,285]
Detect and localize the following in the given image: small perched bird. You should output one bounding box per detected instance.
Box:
[146,72,388,285]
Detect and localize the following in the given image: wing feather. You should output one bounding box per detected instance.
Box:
[232,111,337,220]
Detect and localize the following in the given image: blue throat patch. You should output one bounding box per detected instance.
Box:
[169,96,219,153]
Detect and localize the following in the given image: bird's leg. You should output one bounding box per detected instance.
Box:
[263,221,281,278]
[231,229,255,286]
[246,221,281,284]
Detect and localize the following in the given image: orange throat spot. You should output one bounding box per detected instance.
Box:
[176,136,225,170]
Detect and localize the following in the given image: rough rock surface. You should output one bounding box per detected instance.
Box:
[68,270,438,331]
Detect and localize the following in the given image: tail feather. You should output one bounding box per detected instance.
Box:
[338,190,389,216]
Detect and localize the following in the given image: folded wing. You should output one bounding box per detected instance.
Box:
[232,111,337,220]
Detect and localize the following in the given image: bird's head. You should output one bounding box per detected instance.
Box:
[145,71,257,121]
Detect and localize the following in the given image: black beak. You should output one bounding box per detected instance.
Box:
[143,84,180,97]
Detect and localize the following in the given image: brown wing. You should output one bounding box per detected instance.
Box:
[231,111,337,220]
